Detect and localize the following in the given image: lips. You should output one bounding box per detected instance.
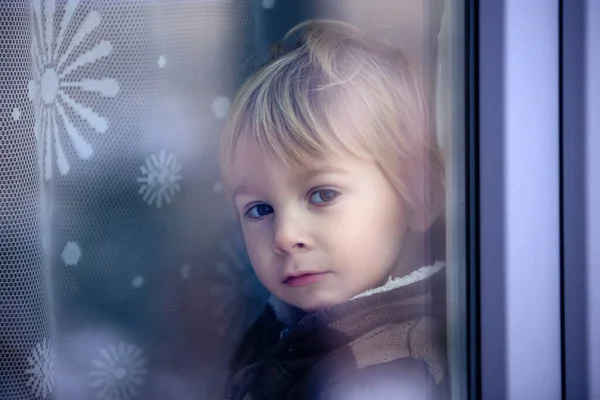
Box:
[283,272,328,287]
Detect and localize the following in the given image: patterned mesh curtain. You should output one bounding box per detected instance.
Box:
[0,1,447,399]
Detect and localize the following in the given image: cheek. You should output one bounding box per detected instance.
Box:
[336,193,407,237]
[241,225,272,273]
[375,203,409,254]
[330,199,407,262]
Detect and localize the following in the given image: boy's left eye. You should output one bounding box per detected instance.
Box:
[245,203,274,219]
[309,189,340,205]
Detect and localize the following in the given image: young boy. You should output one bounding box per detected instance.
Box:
[219,20,447,400]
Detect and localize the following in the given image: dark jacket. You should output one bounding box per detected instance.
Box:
[225,268,448,400]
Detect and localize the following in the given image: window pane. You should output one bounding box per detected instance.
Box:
[0,1,467,399]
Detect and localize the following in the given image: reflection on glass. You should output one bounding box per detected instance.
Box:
[0,1,465,399]
[219,18,450,399]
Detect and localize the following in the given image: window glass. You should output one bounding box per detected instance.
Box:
[0,1,467,399]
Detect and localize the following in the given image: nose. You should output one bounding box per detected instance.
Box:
[272,211,311,255]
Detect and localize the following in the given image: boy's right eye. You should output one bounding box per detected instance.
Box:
[245,203,274,219]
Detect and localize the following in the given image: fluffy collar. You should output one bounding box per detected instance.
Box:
[268,261,446,326]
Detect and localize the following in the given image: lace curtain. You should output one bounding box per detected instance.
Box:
[0,1,450,399]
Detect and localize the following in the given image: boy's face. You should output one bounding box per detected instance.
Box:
[226,135,410,312]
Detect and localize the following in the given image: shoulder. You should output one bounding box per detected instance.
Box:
[343,315,447,383]
[316,314,448,400]
[322,358,447,400]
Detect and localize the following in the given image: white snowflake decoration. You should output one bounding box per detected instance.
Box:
[180,264,190,280]
[61,240,82,266]
[210,96,231,120]
[89,342,148,400]
[29,0,120,180]
[131,275,144,288]
[12,107,21,121]
[210,241,268,340]
[261,0,276,10]
[212,181,223,194]
[24,338,56,399]
[137,150,182,209]
[157,55,166,69]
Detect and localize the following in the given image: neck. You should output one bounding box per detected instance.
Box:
[269,261,445,326]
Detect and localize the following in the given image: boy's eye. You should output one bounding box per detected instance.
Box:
[309,189,340,205]
[245,203,274,219]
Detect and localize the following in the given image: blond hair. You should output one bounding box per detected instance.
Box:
[220,19,444,210]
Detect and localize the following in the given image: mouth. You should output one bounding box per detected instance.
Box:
[283,272,329,287]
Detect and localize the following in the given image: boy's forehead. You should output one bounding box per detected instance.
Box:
[229,164,349,199]
[231,149,337,179]
[228,138,352,187]
[230,134,284,170]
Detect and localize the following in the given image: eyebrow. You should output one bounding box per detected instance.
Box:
[231,166,348,199]
[231,185,248,199]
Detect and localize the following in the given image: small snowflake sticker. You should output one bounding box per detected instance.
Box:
[213,181,223,194]
[89,342,148,400]
[24,338,55,399]
[180,264,191,280]
[211,96,231,120]
[131,275,144,288]
[61,241,82,266]
[157,55,166,69]
[261,0,276,10]
[137,150,182,209]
